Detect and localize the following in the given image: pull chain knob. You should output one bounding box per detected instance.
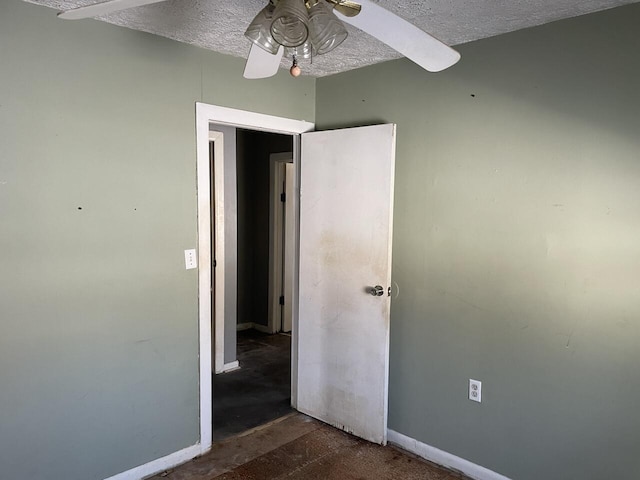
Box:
[290,55,301,77]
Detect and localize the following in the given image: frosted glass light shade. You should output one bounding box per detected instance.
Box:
[308,0,347,55]
[270,0,309,48]
[244,3,280,54]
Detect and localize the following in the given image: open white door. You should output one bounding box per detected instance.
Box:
[297,124,396,445]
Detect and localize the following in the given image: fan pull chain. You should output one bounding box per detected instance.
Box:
[290,55,301,77]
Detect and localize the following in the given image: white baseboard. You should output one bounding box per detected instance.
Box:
[218,360,240,374]
[236,322,272,333]
[251,323,271,333]
[103,444,203,480]
[387,430,511,480]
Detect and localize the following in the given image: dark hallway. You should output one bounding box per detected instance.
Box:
[213,330,292,441]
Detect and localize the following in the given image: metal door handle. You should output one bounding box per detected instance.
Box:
[370,285,384,297]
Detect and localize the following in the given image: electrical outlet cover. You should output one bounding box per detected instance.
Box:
[469,379,482,403]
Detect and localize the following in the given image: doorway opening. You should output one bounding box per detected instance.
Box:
[195,102,314,451]
[211,127,296,441]
[196,104,395,456]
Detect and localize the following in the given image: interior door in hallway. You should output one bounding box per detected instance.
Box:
[297,124,396,445]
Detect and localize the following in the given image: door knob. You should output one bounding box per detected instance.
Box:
[370,285,384,297]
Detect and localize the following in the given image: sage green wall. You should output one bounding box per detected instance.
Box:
[316,5,640,480]
[0,2,314,479]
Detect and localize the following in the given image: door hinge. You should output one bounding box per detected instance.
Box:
[279,295,285,306]
[280,192,286,202]
[213,259,217,267]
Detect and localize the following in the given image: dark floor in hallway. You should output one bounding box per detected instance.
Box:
[213,329,292,441]
[150,413,472,480]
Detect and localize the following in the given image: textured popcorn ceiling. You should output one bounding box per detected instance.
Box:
[26,0,640,77]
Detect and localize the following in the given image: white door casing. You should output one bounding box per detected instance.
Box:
[283,162,295,333]
[268,153,295,334]
[196,103,314,452]
[209,131,228,374]
[297,124,396,444]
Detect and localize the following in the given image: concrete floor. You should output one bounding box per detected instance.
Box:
[149,413,471,480]
[213,330,292,441]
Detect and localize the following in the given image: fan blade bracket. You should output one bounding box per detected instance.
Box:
[326,0,362,17]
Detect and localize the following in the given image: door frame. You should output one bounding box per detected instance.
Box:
[195,103,314,451]
[268,153,295,334]
[208,131,229,375]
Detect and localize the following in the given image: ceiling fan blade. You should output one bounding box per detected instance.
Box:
[58,0,167,20]
[335,0,460,72]
[243,44,284,79]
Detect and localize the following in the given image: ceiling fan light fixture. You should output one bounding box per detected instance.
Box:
[244,3,281,54]
[308,0,348,55]
[285,40,313,59]
[270,0,310,48]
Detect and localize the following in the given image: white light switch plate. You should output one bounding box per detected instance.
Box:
[184,249,197,270]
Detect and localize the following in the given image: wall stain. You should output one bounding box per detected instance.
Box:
[565,330,574,348]
[436,288,491,314]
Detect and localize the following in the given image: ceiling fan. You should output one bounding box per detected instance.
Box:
[57,0,461,79]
